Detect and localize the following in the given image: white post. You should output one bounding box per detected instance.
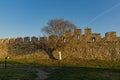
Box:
[58,52,62,60]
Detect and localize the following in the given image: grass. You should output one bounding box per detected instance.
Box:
[0,68,37,80]
[0,58,120,80]
[0,58,120,68]
[46,67,120,80]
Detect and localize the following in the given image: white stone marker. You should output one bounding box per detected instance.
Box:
[58,51,62,60]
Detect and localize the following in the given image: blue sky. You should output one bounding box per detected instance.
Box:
[0,0,120,38]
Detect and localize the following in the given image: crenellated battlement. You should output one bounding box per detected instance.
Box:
[0,28,120,60]
[63,28,119,43]
[0,28,120,44]
[0,36,45,44]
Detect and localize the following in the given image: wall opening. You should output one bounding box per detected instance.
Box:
[63,38,67,43]
[77,34,80,40]
[92,37,96,42]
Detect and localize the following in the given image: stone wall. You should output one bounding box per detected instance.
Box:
[54,28,120,60]
[0,28,117,44]
[0,28,120,60]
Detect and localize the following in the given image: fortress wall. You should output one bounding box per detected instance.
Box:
[0,28,119,44]
[84,28,92,42]
[74,29,82,41]
[65,30,72,42]
[31,36,39,44]
[15,37,23,44]
[65,30,72,37]
[117,37,120,41]
[105,32,117,41]
[59,41,120,60]
[9,38,16,44]
[85,28,92,35]
[40,37,47,43]
[92,33,101,42]
[24,37,31,43]
[0,28,120,60]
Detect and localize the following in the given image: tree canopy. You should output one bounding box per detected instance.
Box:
[42,18,76,37]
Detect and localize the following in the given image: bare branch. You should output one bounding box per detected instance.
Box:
[42,18,76,37]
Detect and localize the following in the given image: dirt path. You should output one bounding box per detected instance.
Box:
[35,68,49,80]
[0,64,49,80]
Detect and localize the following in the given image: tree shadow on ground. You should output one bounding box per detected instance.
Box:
[46,67,120,80]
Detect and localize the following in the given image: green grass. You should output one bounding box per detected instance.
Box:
[0,59,120,68]
[46,67,120,80]
[0,59,120,80]
[0,68,37,80]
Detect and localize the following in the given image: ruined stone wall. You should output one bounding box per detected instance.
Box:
[105,32,117,41]
[0,28,120,60]
[0,36,49,59]
[54,28,120,60]
[84,28,92,42]
[55,41,120,60]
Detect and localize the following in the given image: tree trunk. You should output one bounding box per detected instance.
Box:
[47,48,56,59]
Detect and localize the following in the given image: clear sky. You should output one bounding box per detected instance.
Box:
[0,0,120,38]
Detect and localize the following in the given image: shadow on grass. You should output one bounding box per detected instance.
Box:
[0,68,37,80]
[46,67,120,80]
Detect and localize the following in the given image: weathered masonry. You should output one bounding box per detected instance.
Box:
[0,28,120,60]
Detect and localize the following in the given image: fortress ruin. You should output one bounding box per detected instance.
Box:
[0,28,120,60]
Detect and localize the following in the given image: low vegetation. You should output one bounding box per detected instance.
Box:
[0,58,120,80]
[0,68,37,80]
[0,58,120,68]
[46,67,120,80]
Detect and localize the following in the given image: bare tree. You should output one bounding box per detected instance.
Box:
[41,18,76,59]
[42,18,76,37]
